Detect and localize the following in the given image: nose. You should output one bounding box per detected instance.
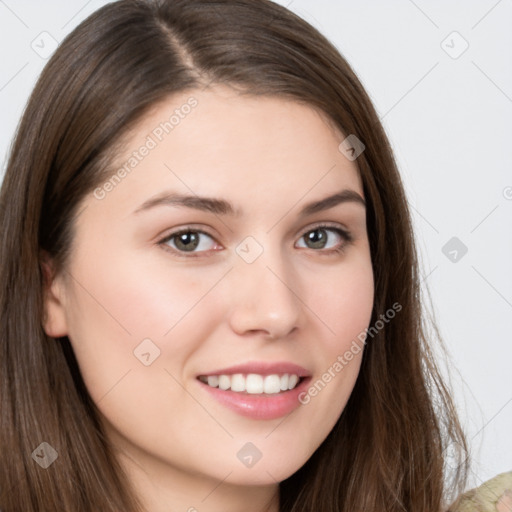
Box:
[227,249,302,340]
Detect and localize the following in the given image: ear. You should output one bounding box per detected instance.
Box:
[40,251,69,338]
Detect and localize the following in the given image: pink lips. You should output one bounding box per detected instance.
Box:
[196,361,312,420]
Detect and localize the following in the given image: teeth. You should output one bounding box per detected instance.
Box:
[231,374,245,392]
[207,375,219,388]
[199,373,302,394]
[288,374,299,389]
[246,374,263,394]
[263,374,281,394]
[218,375,230,390]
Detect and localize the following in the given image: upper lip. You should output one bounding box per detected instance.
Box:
[197,361,311,378]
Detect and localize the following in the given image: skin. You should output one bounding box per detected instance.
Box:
[43,85,374,512]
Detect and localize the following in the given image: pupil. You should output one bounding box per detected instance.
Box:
[306,229,327,249]
[176,232,199,251]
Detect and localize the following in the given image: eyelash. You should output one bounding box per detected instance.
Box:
[158,223,354,259]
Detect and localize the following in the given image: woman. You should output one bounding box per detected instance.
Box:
[0,0,476,510]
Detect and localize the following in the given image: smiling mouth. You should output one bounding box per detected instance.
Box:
[197,373,304,395]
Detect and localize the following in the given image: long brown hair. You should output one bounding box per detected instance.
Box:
[0,0,468,510]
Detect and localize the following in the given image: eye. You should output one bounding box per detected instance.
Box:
[158,225,352,256]
[160,229,220,254]
[295,225,351,252]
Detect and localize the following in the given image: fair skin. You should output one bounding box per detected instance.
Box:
[43,86,374,512]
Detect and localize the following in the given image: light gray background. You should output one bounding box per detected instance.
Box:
[1,0,510,490]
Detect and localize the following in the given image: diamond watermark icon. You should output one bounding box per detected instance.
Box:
[442,236,468,263]
[31,31,59,59]
[338,134,365,161]
[443,440,468,471]
[236,236,264,264]
[441,31,469,59]
[237,442,262,468]
[133,338,161,366]
[32,442,58,469]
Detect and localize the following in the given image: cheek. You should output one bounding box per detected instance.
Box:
[68,237,223,336]
[63,245,228,398]
[305,255,374,352]
[62,253,222,446]
[284,255,373,450]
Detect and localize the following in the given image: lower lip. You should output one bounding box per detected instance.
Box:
[197,377,311,420]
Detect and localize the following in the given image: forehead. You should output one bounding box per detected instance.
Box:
[93,85,363,216]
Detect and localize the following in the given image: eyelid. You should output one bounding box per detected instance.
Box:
[296,221,353,242]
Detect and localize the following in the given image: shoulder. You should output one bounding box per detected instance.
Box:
[448,471,512,512]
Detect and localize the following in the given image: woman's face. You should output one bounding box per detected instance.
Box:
[44,86,374,506]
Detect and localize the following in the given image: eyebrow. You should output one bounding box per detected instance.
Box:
[133,188,366,217]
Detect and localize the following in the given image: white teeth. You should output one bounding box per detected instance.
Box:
[288,374,299,389]
[263,374,281,394]
[218,375,230,390]
[199,373,302,394]
[246,374,263,394]
[230,373,245,392]
[207,375,219,388]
